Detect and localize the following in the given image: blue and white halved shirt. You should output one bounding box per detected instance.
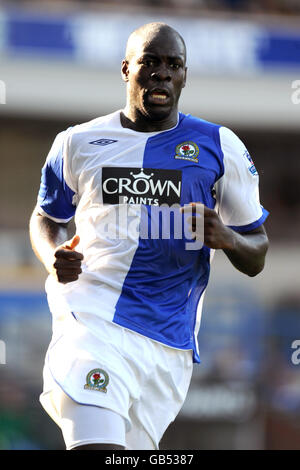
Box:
[37,110,268,363]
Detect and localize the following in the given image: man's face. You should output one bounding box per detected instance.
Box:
[122,31,187,122]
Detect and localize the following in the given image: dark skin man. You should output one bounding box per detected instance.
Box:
[29,22,269,450]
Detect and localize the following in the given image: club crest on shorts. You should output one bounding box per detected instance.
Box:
[84,368,109,393]
[174,141,199,163]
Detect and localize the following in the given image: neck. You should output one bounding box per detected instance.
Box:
[120,106,178,132]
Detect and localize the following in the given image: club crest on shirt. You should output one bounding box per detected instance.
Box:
[84,368,109,393]
[174,141,199,163]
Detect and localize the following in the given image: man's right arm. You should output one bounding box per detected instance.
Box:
[29,207,83,284]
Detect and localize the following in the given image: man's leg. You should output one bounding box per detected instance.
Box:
[71,443,125,450]
[125,416,156,450]
[53,386,127,450]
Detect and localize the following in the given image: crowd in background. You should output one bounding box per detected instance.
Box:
[5,0,300,15]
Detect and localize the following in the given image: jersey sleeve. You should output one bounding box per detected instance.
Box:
[214,127,269,232]
[37,129,76,223]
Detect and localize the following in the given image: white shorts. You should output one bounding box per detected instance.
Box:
[40,311,193,450]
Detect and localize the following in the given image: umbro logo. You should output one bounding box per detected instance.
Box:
[89,138,118,146]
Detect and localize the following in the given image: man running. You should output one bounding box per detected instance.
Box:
[29,22,269,450]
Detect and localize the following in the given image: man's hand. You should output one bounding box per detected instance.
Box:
[52,235,84,284]
[181,203,235,250]
[181,202,269,277]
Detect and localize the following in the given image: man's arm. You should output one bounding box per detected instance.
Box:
[182,203,269,277]
[29,206,83,284]
[222,225,268,277]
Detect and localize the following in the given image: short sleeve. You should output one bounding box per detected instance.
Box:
[37,129,76,223]
[214,127,269,232]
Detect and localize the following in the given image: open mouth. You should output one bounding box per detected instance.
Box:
[147,89,170,105]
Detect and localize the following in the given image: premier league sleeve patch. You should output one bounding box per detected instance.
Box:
[174,141,199,163]
[243,150,258,176]
[84,368,109,393]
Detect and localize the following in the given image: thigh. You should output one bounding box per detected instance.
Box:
[71,443,124,450]
[53,384,127,450]
[127,345,193,450]
[126,412,156,450]
[42,316,138,431]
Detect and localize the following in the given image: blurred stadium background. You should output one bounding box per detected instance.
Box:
[1,0,300,450]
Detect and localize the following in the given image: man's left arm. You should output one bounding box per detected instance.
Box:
[202,205,269,277]
[183,203,269,277]
[201,126,270,275]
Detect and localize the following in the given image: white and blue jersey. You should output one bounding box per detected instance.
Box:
[37,110,268,363]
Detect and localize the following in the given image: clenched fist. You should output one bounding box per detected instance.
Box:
[53,235,84,284]
[181,203,235,250]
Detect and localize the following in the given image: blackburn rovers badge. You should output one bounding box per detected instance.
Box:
[84,368,109,393]
[175,141,199,162]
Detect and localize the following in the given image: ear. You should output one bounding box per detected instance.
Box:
[182,66,187,88]
[121,59,129,82]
